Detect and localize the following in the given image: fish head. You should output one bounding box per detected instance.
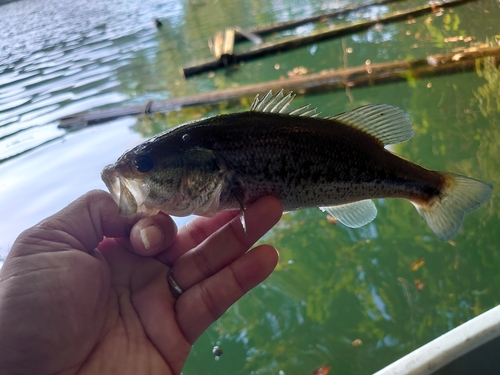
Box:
[101,144,185,216]
[101,162,141,216]
[102,138,227,217]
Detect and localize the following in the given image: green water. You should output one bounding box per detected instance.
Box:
[183,78,499,374]
[181,2,500,374]
[1,0,499,373]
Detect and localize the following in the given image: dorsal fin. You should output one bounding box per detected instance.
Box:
[331,104,414,145]
[250,90,414,145]
[250,89,319,117]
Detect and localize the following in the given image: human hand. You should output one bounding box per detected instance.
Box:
[0,190,282,375]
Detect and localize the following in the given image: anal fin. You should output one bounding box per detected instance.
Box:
[320,200,377,228]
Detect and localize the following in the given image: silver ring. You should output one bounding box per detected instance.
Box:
[168,268,183,299]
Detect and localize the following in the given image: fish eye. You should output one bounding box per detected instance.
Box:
[134,154,155,173]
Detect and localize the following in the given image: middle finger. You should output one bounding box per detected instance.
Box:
[169,196,282,292]
[158,209,240,266]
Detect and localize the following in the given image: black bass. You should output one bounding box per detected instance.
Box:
[101,90,492,240]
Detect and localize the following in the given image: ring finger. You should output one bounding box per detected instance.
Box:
[169,196,282,294]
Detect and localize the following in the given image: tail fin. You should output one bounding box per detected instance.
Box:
[415,173,492,240]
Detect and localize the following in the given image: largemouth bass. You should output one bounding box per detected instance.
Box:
[102,90,492,240]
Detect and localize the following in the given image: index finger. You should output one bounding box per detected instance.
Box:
[158,196,282,266]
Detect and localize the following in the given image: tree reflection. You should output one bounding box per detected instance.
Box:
[184,59,499,374]
[149,1,500,373]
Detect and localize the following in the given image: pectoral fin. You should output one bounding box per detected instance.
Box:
[230,186,247,235]
[224,172,248,235]
[320,200,377,228]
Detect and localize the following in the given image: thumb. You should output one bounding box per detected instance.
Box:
[12,190,129,256]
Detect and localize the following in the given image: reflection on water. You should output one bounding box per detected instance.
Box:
[1,0,500,374]
[0,0,176,160]
[0,118,140,254]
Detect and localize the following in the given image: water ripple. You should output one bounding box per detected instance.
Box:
[0,125,65,161]
[0,92,125,146]
[0,0,182,160]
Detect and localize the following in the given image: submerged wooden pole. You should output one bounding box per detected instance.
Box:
[206,0,406,52]
[183,0,475,77]
[58,46,500,129]
[233,0,407,41]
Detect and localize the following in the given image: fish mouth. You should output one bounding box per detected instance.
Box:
[101,165,138,216]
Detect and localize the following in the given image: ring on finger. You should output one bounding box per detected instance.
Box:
[167,267,184,299]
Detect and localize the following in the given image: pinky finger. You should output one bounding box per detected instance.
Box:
[175,244,279,344]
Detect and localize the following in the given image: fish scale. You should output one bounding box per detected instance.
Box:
[194,112,413,209]
[102,90,492,240]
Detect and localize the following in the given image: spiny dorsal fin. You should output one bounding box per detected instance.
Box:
[250,90,414,145]
[331,104,414,145]
[250,89,318,117]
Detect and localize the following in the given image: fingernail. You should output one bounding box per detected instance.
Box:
[140,225,163,250]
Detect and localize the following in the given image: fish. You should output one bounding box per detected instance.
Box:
[101,90,492,240]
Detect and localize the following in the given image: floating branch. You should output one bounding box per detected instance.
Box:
[183,0,475,77]
[233,0,407,41]
[59,46,500,129]
[207,0,405,61]
[233,27,263,45]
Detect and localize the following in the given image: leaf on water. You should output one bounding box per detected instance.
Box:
[444,36,473,43]
[311,366,331,375]
[287,66,308,77]
[414,279,425,291]
[411,258,425,271]
[326,215,338,225]
[351,339,363,347]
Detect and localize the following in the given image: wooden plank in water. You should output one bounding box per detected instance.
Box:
[223,29,235,56]
[209,30,225,59]
[183,0,474,77]
[58,45,500,129]
[209,28,236,63]
[233,0,407,41]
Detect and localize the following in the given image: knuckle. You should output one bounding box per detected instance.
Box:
[228,263,246,295]
[185,220,211,247]
[198,283,223,321]
[192,246,216,279]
